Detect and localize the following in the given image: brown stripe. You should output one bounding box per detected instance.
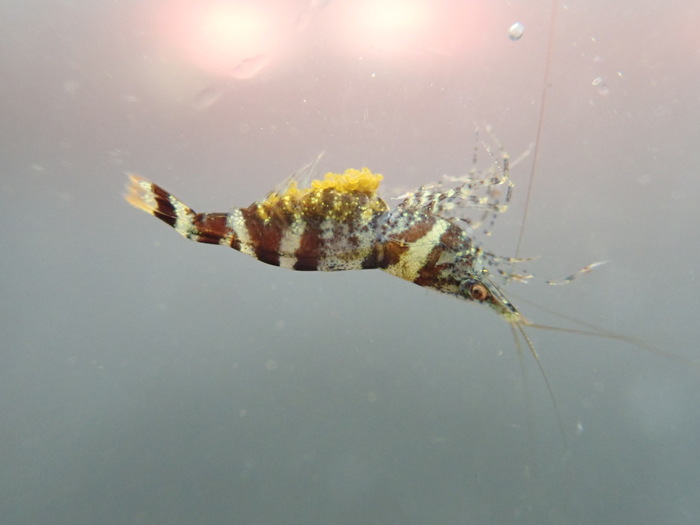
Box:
[371,215,436,269]
[413,224,465,287]
[293,222,321,271]
[395,216,435,242]
[193,213,231,245]
[240,205,282,266]
[436,223,464,251]
[151,184,178,227]
[361,244,382,269]
[379,241,409,268]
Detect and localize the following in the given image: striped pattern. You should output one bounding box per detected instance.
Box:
[124,171,389,272]
[124,165,525,323]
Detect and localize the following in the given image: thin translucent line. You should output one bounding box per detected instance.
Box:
[515,0,558,259]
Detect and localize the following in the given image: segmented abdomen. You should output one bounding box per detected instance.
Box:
[125,171,391,272]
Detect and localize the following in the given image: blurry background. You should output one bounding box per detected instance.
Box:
[2,1,699,523]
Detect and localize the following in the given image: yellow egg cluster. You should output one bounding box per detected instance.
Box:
[257,168,387,223]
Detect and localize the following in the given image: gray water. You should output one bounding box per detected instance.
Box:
[2,1,699,524]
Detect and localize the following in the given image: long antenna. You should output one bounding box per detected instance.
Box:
[514,0,559,259]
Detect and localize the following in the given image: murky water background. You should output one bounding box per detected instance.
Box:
[2,1,699,523]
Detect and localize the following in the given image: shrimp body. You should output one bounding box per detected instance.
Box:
[125,157,522,322]
[126,147,627,439]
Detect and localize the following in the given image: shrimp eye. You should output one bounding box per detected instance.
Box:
[469,283,489,301]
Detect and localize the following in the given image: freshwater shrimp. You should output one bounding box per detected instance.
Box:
[125,132,590,429]
[125,3,695,443]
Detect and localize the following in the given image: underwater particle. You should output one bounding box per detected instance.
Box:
[508,22,524,41]
[592,76,610,96]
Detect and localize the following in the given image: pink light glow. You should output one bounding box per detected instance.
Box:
[152,0,487,78]
[156,1,300,76]
[327,0,484,60]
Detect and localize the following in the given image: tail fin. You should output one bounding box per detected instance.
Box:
[125,174,234,246]
[125,174,197,232]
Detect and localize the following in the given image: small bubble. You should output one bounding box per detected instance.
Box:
[592,77,610,96]
[265,359,278,370]
[508,22,524,41]
[367,391,377,403]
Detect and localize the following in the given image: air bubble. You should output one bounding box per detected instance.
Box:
[508,22,524,41]
[592,77,610,96]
